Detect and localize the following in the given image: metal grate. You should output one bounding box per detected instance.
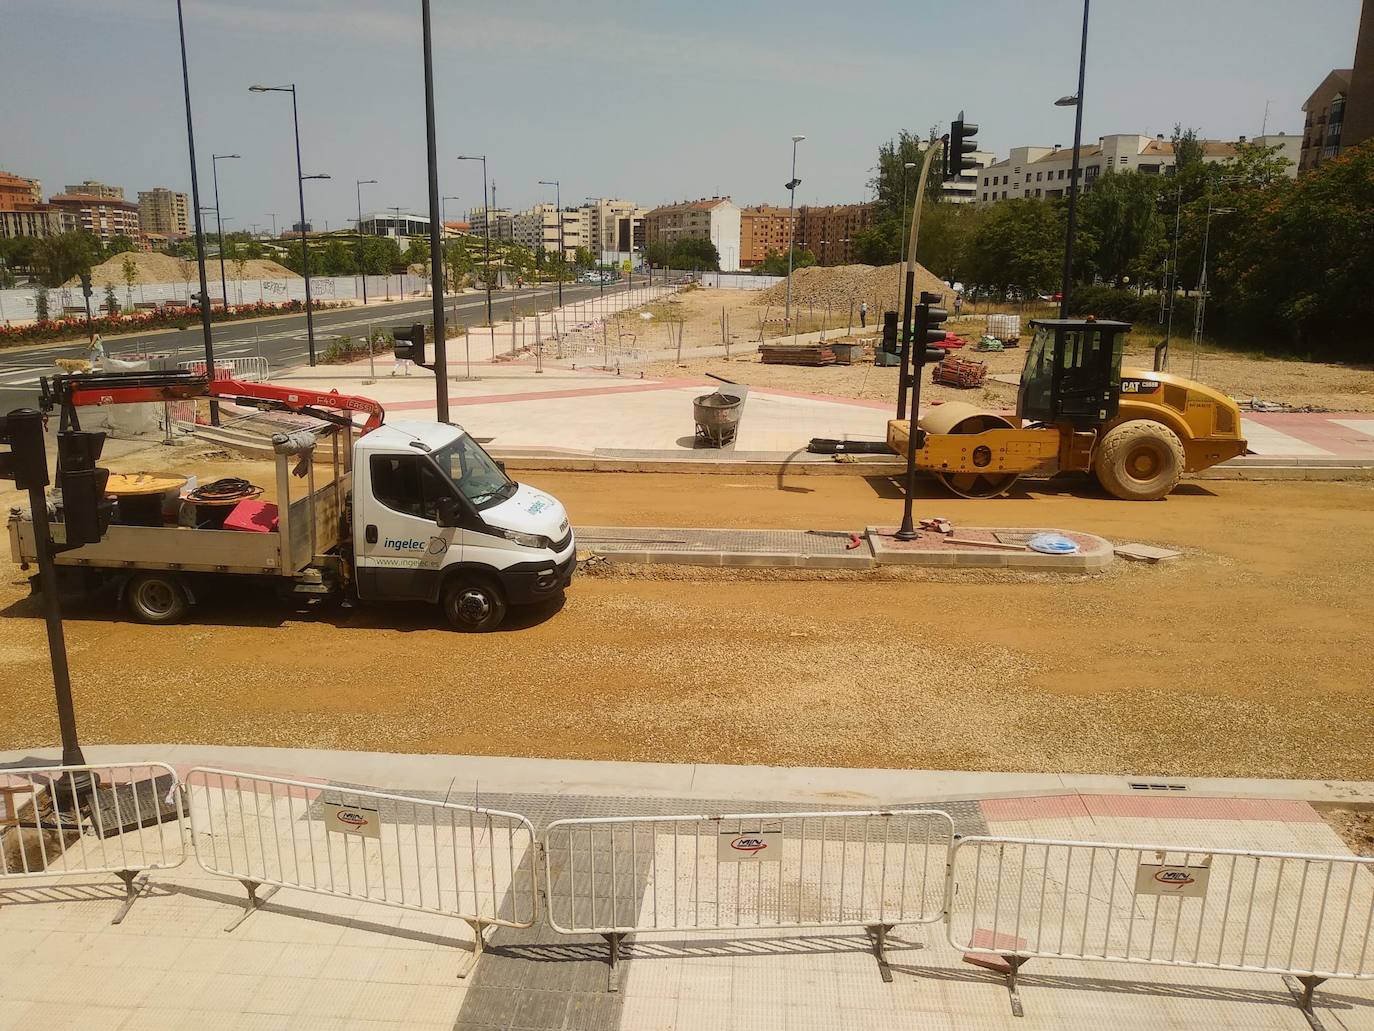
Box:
[1128,782,1188,791]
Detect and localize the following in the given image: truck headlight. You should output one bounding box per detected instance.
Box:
[496,528,551,550]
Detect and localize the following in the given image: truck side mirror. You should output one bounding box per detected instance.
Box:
[435,497,462,528]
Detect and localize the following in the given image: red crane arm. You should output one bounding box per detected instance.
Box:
[59,376,386,433]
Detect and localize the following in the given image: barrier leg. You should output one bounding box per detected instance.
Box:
[1283,975,1329,1030]
[457,919,488,979]
[602,932,626,992]
[111,870,144,925]
[224,879,280,932]
[1004,955,1027,1018]
[865,923,896,983]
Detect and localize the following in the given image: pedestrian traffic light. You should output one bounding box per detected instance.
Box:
[945,113,980,182]
[55,430,111,548]
[79,274,93,300]
[914,291,949,363]
[880,311,899,354]
[392,323,429,367]
[0,409,49,491]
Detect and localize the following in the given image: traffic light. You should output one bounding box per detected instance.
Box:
[914,291,949,364]
[79,273,93,300]
[0,409,49,491]
[392,323,429,367]
[880,311,899,354]
[945,112,980,182]
[56,430,111,548]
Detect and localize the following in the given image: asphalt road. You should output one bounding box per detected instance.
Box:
[0,277,651,411]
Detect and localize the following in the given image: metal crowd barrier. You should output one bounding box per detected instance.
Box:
[0,762,185,923]
[178,356,270,383]
[544,809,955,989]
[184,768,538,974]
[947,836,1374,1015]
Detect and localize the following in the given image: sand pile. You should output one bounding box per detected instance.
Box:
[73,251,300,287]
[754,262,951,316]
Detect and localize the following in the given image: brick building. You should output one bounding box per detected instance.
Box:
[795,203,874,266]
[643,197,741,271]
[49,188,141,244]
[1301,70,1354,172]
[0,170,57,240]
[738,205,792,268]
[137,187,190,238]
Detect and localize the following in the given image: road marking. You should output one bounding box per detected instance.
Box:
[1240,420,1334,456]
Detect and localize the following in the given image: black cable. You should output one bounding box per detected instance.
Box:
[186,477,263,504]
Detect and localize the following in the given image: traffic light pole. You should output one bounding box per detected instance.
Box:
[420,0,449,422]
[895,141,943,541]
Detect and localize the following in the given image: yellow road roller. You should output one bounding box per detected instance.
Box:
[887,318,1247,500]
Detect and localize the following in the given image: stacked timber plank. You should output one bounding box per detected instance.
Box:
[931,354,988,388]
[759,344,836,366]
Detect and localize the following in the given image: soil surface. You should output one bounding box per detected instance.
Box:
[2,458,1370,781]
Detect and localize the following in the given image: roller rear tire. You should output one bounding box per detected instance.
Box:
[1093,420,1185,501]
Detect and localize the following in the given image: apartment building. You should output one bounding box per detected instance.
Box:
[738,205,792,268]
[583,198,645,260]
[63,179,125,200]
[0,170,56,239]
[48,188,141,243]
[975,133,1301,206]
[467,207,514,241]
[137,187,190,238]
[643,197,742,271]
[511,204,589,260]
[796,203,875,265]
[942,151,997,204]
[1348,0,1374,157]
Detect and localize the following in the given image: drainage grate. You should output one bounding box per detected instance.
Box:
[1128,782,1188,792]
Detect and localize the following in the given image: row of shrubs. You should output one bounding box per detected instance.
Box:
[1064,285,1198,335]
[0,299,350,346]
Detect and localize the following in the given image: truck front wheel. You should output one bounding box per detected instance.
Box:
[442,576,507,632]
[125,573,190,625]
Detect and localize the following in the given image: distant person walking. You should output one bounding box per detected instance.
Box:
[859,300,868,328]
[953,292,963,317]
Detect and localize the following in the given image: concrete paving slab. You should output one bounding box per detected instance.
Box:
[578,525,874,569]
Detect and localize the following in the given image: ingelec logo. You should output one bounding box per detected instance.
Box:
[1154,870,1194,887]
[729,835,769,855]
[336,810,370,828]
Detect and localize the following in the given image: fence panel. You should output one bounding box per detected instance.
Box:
[184,767,538,955]
[948,836,1374,982]
[178,356,270,383]
[546,809,953,935]
[0,763,185,922]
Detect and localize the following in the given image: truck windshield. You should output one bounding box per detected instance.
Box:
[432,434,515,509]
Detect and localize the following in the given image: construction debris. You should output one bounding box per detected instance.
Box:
[931,354,988,389]
[753,262,950,318]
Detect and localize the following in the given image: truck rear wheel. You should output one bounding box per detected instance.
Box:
[125,573,190,625]
[442,576,507,632]
[1093,420,1185,501]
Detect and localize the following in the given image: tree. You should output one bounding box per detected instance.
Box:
[1075,170,1166,287]
[120,256,139,310]
[30,231,98,287]
[103,282,119,316]
[34,286,49,322]
[756,246,816,276]
[869,126,944,222]
[914,203,986,284]
[401,237,429,269]
[646,237,719,270]
[105,234,138,259]
[573,246,596,269]
[851,219,902,265]
[1220,138,1374,356]
[359,236,401,276]
[1171,124,1204,175]
[965,199,1063,297]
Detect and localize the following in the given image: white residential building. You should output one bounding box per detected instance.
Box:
[974,132,1301,206]
[511,204,590,260]
[942,150,997,205]
[467,207,514,241]
[643,197,742,271]
[582,198,646,262]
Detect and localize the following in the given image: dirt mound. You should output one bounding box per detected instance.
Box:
[754,262,951,317]
[73,251,300,287]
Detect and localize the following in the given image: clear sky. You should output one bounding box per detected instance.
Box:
[1,0,1361,230]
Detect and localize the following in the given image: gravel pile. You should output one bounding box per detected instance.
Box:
[753,262,951,317]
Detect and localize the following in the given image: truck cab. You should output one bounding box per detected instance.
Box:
[353,421,576,631]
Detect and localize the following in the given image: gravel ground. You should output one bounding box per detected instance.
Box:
[2,462,1370,780]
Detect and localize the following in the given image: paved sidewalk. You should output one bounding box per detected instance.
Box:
[2,747,1372,1030]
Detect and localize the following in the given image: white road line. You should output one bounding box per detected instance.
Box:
[1333,419,1374,437]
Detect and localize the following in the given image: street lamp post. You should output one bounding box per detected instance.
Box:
[249,83,328,365]
[784,134,806,328]
[1056,0,1091,319]
[389,206,406,299]
[211,153,239,314]
[538,179,563,306]
[356,178,377,304]
[1192,196,1235,380]
[896,160,917,302]
[457,155,492,323]
[175,0,218,424]
[441,195,459,291]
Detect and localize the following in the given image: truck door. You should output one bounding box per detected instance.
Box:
[354,451,460,601]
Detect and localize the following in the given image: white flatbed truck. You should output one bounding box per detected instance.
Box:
[9,371,576,631]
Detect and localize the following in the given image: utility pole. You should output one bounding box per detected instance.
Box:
[356,178,377,305]
[457,155,492,322]
[1057,0,1091,318]
[784,134,806,328]
[420,0,449,422]
[211,153,239,315]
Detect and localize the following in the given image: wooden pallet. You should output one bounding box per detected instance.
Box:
[760,345,836,367]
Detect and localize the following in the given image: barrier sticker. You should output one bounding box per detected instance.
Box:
[324,801,382,839]
[718,828,785,862]
[1135,859,1211,898]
